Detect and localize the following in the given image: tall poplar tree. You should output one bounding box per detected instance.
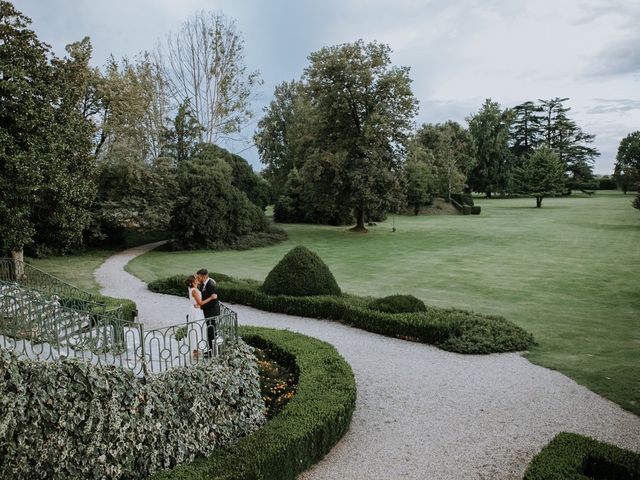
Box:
[467,99,513,197]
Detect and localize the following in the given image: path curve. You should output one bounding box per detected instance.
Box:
[95,242,640,480]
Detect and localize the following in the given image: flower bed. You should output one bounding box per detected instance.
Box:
[150,326,356,480]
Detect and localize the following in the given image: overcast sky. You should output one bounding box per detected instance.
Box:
[14,0,640,174]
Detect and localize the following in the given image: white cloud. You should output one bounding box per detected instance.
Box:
[13,0,640,173]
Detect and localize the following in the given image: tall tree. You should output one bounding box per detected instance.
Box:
[158,11,261,144]
[254,81,307,199]
[95,53,170,164]
[404,143,436,215]
[512,147,565,208]
[510,101,544,160]
[415,121,475,201]
[0,2,96,260]
[302,40,417,231]
[539,97,599,191]
[467,99,513,197]
[162,100,203,165]
[613,131,640,208]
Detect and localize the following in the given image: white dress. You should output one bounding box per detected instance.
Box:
[186,288,205,359]
[188,288,205,322]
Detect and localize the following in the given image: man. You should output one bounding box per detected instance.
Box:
[197,268,220,356]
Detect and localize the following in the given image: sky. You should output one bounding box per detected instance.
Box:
[14,0,640,174]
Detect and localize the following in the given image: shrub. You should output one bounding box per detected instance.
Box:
[149,275,534,354]
[148,272,235,298]
[170,157,270,250]
[470,206,481,215]
[150,326,356,480]
[262,246,341,297]
[0,341,265,480]
[369,294,427,313]
[524,432,640,480]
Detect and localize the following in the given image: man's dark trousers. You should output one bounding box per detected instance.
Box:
[200,279,220,353]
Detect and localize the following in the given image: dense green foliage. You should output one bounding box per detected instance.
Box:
[539,98,599,192]
[0,342,265,479]
[169,156,271,249]
[150,326,356,480]
[195,144,270,209]
[613,131,640,207]
[413,121,476,201]
[369,294,427,313]
[467,99,513,197]
[262,246,341,297]
[523,432,640,480]
[151,273,533,354]
[512,147,566,207]
[256,40,417,230]
[0,3,96,257]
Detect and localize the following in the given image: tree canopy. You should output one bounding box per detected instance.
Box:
[512,147,565,207]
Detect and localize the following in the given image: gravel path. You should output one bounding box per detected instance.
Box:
[95,242,640,480]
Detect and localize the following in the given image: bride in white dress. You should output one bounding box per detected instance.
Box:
[184,275,215,360]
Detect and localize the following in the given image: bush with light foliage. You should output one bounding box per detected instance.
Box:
[0,341,265,480]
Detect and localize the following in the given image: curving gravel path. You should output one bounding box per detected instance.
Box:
[95,242,640,480]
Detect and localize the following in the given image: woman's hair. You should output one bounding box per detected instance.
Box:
[184,275,196,287]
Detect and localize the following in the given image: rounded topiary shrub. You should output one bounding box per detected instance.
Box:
[369,294,427,314]
[262,246,341,297]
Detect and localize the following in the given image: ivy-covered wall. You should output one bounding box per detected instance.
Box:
[0,341,265,479]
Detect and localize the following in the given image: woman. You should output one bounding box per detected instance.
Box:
[185,275,215,321]
[184,275,215,360]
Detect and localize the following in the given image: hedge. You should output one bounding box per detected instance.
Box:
[151,326,357,480]
[149,276,534,354]
[524,432,640,479]
[262,245,341,297]
[369,294,427,313]
[0,341,265,480]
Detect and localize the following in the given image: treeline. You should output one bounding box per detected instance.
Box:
[256,58,603,221]
[1,4,277,261]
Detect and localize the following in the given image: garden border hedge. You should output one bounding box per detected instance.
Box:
[523,432,640,480]
[149,275,534,354]
[150,326,357,480]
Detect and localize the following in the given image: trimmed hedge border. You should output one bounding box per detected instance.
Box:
[524,432,640,480]
[149,275,534,354]
[150,326,356,480]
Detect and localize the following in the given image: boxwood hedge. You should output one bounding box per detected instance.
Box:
[150,326,356,480]
[149,275,534,354]
[524,432,640,480]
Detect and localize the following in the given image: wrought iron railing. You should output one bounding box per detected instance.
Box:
[0,258,123,318]
[0,281,239,377]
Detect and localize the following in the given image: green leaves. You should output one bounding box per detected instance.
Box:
[0,341,265,479]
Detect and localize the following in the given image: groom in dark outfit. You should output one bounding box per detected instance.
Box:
[197,268,220,356]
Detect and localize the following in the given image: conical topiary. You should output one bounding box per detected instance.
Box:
[262,246,341,297]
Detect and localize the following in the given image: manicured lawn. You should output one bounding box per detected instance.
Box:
[28,230,168,294]
[127,192,640,415]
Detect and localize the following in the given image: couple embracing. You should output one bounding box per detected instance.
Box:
[185,268,220,356]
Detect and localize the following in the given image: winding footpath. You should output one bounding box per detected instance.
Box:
[95,242,640,480]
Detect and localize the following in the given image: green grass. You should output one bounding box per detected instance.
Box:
[127,192,640,415]
[27,231,168,294]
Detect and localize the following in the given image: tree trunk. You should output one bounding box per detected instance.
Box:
[536,196,543,208]
[485,191,492,199]
[10,247,25,281]
[349,205,368,232]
